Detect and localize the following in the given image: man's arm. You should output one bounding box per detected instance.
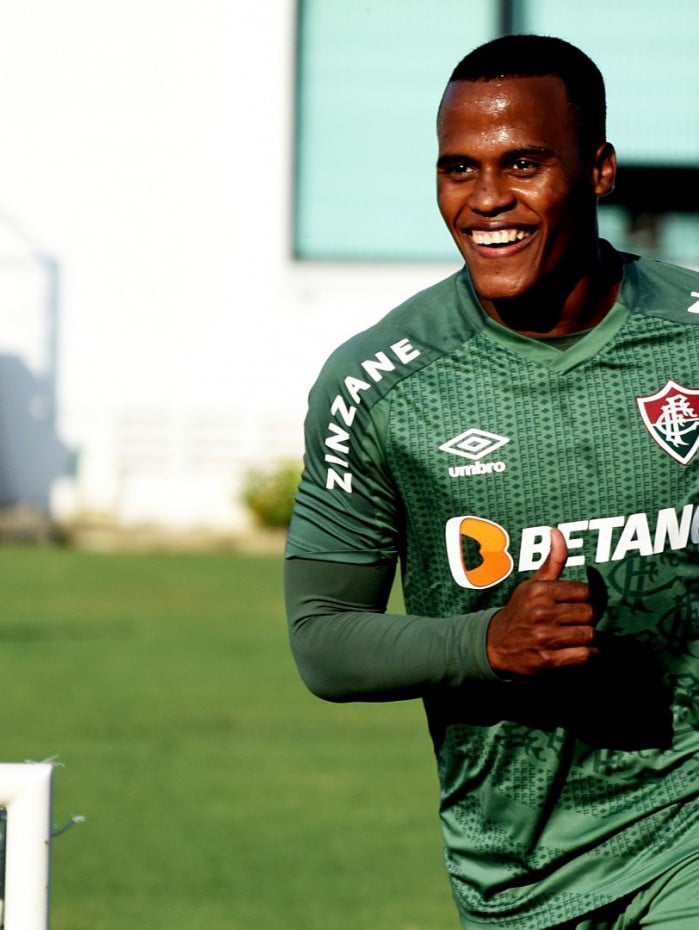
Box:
[285,556,499,702]
[286,530,600,703]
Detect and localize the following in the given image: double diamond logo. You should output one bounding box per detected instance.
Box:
[637,379,699,465]
[439,427,510,460]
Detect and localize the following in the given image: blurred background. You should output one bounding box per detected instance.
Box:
[0,0,696,544]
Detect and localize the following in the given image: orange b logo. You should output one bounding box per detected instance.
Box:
[445,516,513,589]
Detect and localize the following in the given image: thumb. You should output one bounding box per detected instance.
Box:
[533,527,568,582]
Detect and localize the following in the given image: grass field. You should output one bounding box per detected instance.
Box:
[0,547,459,930]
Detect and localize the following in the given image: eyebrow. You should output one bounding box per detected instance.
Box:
[508,146,558,160]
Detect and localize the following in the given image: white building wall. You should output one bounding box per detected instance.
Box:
[0,0,457,531]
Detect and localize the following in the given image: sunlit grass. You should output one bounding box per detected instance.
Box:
[0,547,457,930]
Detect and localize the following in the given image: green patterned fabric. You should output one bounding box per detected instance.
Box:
[286,250,699,927]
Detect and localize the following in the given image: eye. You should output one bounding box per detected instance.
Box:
[511,158,537,173]
[449,163,473,179]
[437,157,476,180]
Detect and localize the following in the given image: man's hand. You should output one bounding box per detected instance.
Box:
[486,528,599,678]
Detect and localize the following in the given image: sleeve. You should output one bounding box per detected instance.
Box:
[285,558,500,702]
[285,345,500,702]
[285,346,402,564]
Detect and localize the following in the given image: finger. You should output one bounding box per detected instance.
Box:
[553,602,596,625]
[532,527,568,583]
[529,579,592,605]
[547,645,599,667]
[561,620,597,645]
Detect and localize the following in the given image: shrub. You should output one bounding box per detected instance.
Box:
[241,461,302,529]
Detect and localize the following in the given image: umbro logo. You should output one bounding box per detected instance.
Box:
[439,428,510,478]
[689,292,699,314]
[440,427,510,460]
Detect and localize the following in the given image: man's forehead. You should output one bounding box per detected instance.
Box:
[437,75,575,143]
[439,75,571,122]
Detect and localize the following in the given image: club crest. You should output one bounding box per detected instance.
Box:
[637,379,699,465]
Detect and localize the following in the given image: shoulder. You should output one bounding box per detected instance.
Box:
[627,253,699,324]
[310,268,477,408]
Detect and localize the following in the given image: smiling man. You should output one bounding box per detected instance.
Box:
[436,67,617,335]
[285,35,699,929]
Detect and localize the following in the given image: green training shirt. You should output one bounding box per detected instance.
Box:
[285,250,699,927]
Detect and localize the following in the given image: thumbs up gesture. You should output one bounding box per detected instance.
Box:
[486,528,600,678]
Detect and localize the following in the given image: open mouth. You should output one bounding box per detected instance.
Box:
[468,228,532,247]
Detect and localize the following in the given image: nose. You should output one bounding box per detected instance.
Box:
[469,168,515,216]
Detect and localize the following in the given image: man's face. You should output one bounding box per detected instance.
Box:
[437,75,614,309]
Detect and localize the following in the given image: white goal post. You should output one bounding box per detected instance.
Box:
[0,764,53,930]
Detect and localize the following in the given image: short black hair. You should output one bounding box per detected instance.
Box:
[441,35,607,157]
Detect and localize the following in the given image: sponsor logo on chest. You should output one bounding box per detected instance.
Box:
[446,504,699,590]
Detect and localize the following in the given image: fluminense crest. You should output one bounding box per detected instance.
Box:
[637,379,699,465]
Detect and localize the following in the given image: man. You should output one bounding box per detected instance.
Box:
[285,34,699,929]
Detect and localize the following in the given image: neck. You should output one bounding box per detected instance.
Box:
[482,242,623,337]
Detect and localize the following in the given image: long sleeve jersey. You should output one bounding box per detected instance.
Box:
[285,249,699,927]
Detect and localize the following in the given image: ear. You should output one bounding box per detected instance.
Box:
[592,142,616,198]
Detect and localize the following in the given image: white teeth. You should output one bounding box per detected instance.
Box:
[470,229,529,246]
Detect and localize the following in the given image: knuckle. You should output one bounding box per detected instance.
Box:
[530,604,549,624]
[538,651,557,670]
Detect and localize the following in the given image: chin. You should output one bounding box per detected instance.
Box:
[470,278,534,304]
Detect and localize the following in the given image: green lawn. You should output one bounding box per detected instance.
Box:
[0,547,458,930]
